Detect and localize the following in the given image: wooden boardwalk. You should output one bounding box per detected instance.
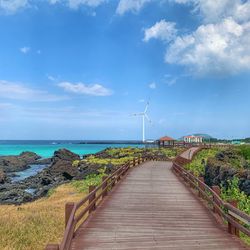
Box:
[70,160,248,250]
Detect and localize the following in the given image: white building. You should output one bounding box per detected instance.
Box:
[183,135,203,143]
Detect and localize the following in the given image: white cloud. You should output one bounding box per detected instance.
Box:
[58,81,113,96]
[116,0,151,15]
[0,0,106,14]
[165,18,250,75]
[164,75,178,85]
[172,0,250,23]
[144,1,250,76]
[0,80,67,101]
[68,0,106,9]
[144,20,177,42]
[138,99,145,103]
[149,82,156,89]
[20,46,30,54]
[47,75,57,81]
[0,0,28,14]
[49,0,106,9]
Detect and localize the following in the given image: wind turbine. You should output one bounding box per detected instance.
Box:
[133,102,151,143]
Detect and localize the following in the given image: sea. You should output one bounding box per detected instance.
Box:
[0,140,144,158]
[0,140,145,181]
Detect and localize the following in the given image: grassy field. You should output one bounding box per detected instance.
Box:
[0,184,86,250]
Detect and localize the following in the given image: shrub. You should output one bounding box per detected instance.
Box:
[220,177,250,215]
[71,168,107,193]
[185,148,220,176]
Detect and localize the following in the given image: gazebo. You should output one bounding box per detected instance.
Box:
[157,136,175,147]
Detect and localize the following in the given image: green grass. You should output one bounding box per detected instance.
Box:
[238,145,250,160]
[105,147,142,157]
[71,168,107,193]
[72,147,182,169]
[83,155,134,166]
[0,184,86,250]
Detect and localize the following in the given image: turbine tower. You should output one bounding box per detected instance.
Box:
[133,102,151,142]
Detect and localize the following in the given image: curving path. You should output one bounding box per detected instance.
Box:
[70,160,248,250]
[180,147,199,160]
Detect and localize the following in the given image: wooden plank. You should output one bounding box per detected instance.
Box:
[70,161,249,250]
[229,210,250,225]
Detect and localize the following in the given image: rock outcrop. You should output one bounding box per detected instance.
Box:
[0,170,6,184]
[204,149,250,195]
[0,151,41,172]
[0,149,86,204]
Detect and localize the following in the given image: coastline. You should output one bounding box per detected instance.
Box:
[0,146,179,205]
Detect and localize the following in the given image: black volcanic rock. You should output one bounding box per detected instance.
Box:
[0,151,41,173]
[49,149,81,179]
[0,170,6,184]
[52,149,80,164]
[0,189,33,204]
[204,153,250,196]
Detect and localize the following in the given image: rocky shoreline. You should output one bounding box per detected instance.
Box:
[0,147,181,204]
[0,149,104,204]
[204,149,250,195]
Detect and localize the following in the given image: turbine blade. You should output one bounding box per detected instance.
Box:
[145,114,152,123]
[144,102,149,113]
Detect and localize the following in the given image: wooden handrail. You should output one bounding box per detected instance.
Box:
[172,151,250,239]
[46,156,149,250]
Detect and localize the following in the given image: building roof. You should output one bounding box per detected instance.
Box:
[159,136,175,141]
[184,135,203,138]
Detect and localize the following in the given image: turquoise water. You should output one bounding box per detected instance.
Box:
[0,141,144,158]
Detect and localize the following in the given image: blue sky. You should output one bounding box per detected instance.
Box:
[0,0,250,140]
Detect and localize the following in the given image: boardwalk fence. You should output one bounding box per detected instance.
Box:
[46,146,249,250]
[173,148,250,240]
[45,156,149,250]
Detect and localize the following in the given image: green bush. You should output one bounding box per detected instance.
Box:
[238,145,250,161]
[221,177,250,215]
[83,155,134,166]
[72,160,80,167]
[185,148,220,176]
[71,168,107,193]
[220,177,250,245]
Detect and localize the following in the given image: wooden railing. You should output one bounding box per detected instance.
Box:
[172,150,250,240]
[45,156,148,250]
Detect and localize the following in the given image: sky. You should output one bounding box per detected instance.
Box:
[0,0,250,140]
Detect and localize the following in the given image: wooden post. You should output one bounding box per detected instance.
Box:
[198,177,204,198]
[228,200,239,237]
[102,176,107,198]
[133,158,136,166]
[212,186,221,215]
[65,202,74,228]
[111,176,116,189]
[89,185,96,212]
[45,244,59,250]
[117,169,121,181]
[189,171,195,189]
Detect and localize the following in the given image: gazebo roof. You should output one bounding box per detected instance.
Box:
[159,136,175,141]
